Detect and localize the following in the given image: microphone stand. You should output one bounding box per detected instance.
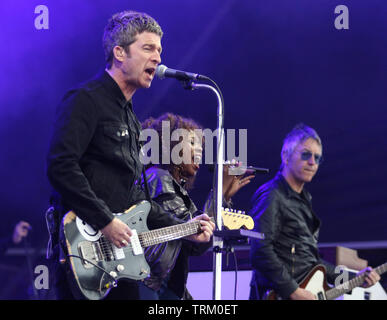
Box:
[180,79,224,300]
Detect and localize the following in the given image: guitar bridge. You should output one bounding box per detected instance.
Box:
[78,241,103,268]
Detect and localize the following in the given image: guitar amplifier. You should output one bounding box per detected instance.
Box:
[319,246,368,271]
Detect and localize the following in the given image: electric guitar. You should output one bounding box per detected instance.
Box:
[266,262,387,300]
[61,200,253,300]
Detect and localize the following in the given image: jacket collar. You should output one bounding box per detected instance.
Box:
[276,171,312,202]
[97,69,133,110]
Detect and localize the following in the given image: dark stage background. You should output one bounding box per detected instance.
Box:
[0,0,386,298]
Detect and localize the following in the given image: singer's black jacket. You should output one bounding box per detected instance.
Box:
[46,70,182,233]
[249,172,337,299]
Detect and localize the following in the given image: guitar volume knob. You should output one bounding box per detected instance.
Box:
[140,269,148,275]
[117,264,125,272]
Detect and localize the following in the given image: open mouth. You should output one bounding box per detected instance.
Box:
[193,154,202,164]
[190,154,200,171]
[145,68,156,77]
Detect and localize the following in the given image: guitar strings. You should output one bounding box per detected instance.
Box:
[94,223,201,259]
[92,215,207,258]
[100,221,200,245]
[97,226,199,252]
[97,226,199,250]
[81,215,214,260]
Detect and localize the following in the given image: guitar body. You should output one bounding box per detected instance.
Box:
[61,201,152,300]
[266,265,331,300]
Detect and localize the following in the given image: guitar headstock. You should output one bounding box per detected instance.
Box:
[221,208,254,230]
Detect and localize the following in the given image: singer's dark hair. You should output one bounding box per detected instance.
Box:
[280,123,322,170]
[141,113,203,190]
[103,11,163,69]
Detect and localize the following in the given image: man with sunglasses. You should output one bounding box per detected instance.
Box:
[249,124,379,300]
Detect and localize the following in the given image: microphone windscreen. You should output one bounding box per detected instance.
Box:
[156,64,167,79]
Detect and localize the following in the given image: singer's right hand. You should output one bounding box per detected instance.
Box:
[223,160,255,202]
[101,218,132,248]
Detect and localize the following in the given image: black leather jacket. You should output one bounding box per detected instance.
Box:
[142,167,211,299]
[249,172,336,299]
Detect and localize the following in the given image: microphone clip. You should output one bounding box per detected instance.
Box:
[179,79,195,90]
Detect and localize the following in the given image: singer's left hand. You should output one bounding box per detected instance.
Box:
[223,160,255,202]
[185,214,215,243]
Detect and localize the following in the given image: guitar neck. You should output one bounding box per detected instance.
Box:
[326,262,387,300]
[138,220,204,248]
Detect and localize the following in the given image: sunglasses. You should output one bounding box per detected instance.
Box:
[300,151,323,165]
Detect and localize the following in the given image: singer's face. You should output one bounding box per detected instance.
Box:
[179,131,203,178]
[121,32,162,89]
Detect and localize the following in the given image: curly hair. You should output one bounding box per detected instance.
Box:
[142,112,202,134]
[142,113,203,189]
[103,10,163,69]
[142,112,203,165]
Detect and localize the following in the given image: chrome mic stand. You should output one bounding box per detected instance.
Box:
[180,79,225,300]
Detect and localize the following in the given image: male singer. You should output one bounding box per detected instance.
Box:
[46,10,214,300]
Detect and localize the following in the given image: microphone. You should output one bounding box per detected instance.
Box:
[156,64,207,81]
[207,164,270,175]
[228,166,270,176]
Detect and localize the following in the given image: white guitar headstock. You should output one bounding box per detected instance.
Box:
[221,208,253,230]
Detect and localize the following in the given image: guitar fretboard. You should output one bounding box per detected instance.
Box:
[326,262,387,300]
[138,220,203,248]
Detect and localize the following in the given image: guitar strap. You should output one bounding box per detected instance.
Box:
[142,165,152,202]
[45,204,69,266]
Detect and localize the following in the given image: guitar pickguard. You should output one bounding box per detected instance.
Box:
[75,217,102,241]
[304,269,327,300]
